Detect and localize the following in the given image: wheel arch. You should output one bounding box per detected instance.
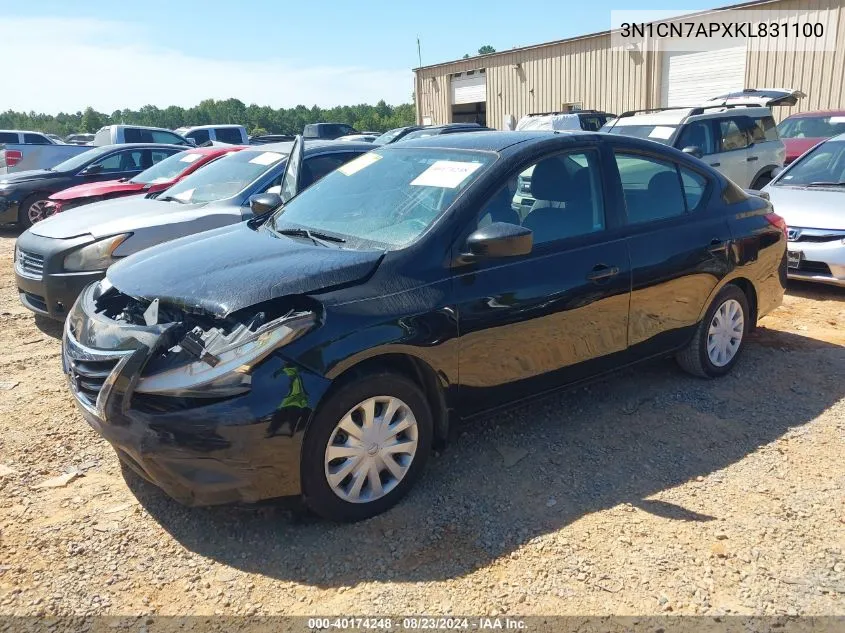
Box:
[750,164,779,188]
[697,275,759,330]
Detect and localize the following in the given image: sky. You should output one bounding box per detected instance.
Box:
[2,0,723,114]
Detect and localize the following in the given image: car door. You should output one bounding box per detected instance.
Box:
[712,117,751,186]
[610,145,733,357]
[454,144,631,413]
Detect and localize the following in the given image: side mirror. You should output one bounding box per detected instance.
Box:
[249,192,282,216]
[459,222,532,264]
[681,146,703,159]
[81,164,103,175]
[771,166,784,178]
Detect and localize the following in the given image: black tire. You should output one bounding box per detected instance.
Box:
[676,284,750,378]
[301,371,433,522]
[18,194,52,229]
[751,173,772,190]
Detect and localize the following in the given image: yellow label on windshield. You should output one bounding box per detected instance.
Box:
[339,152,382,176]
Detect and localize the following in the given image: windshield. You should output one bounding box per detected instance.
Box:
[52,146,113,172]
[777,115,845,139]
[130,150,205,184]
[373,128,410,145]
[605,124,678,145]
[269,148,495,248]
[773,139,845,187]
[160,149,286,204]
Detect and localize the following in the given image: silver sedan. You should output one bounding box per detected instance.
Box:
[764,133,845,287]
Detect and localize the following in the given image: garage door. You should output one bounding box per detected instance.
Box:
[451,71,486,105]
[660,46,747,106]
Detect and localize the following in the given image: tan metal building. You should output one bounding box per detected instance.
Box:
[414,0,845,128]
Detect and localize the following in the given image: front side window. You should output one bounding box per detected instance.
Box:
[92,150,144,173]
[477,151,605,245]
[269,148,495,249]
[123,128,146,143]
[161,149,287,204]
[188,129,210,145]
[718,119,748,151]
[53,146,113,172]
[615,153,687,223]
[24,134,51,145]
[676,121,716,155]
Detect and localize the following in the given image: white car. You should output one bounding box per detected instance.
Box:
[763,133,845,288]
[603,89,804,189]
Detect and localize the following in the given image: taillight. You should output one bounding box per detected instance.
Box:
[766,212,788,238]
[3,149,23,167]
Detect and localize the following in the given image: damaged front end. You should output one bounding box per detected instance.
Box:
[62,280,332,505]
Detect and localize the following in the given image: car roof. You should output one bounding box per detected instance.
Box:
[0,129,50,135]
[388,130,595,152]
[176,124,246,131]
[93,143,189,151]
[253,139,376,154]
[615,105,772,126]
[784,109,845,119]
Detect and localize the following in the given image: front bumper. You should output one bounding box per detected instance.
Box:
[786,238,845,288]
[62,286,333,505]
[14,229,104,319]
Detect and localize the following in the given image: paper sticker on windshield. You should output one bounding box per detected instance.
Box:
[410,160,483,188]
[179,153,203,163]
[339,152,382,176]
[174,188,195,201]
[151,177,171,184]
[649,126,675,140]
[249,152,283,166]
[829,116,845,123]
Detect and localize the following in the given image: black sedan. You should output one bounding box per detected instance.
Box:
[62,132,787,521]
[0,144,185,228]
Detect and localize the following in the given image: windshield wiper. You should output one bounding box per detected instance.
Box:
[158,195,189,204]
[806,181,845,187]
[275,227,346,247]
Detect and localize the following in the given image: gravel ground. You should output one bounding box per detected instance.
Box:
[0,227,844,618]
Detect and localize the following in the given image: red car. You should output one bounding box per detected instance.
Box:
[45,145,244,215]
[777,110,845,164]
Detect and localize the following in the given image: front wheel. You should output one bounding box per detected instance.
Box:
[301,372,433,522]
[19,195,53,229]
[677,285,749,378]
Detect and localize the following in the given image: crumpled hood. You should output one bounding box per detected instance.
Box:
[29,196,203,239]
[765,185,845,230]
[107,223,385,317]
[50,179,146,201]
[0,169,57,183]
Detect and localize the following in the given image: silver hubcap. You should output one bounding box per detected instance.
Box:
[707,299,744,367]
[324,396,418,504]
[27,200,51,224]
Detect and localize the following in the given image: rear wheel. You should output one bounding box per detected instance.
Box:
[19,195,52,229]
[301,372,433,522]
[677,285,749,378]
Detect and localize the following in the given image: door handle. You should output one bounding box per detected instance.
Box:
[747,155,759,162]
[708,238,729,254]
[586,264,620,282]
[709,162,721,167]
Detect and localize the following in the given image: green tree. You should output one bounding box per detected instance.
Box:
[477,45,496,55]
[80,107,103,133]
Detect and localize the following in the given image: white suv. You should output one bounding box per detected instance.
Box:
[602,89,803,189]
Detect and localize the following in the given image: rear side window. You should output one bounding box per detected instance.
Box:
[718,119,749,151]
[614,153,687,223]
[750,116,778,142]
[24,134,51,145]
[0,132,18,143]
[215,128,244,144]
[680,167,708,211]
[188,129,210,145]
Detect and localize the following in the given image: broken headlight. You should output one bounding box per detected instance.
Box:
[135,311,316,398]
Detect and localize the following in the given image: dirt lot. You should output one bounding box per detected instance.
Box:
[0,227,844,618]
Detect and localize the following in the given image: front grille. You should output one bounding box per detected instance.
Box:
[67,357,121,408]
[797,259,833,276]
[16,249,45,278]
